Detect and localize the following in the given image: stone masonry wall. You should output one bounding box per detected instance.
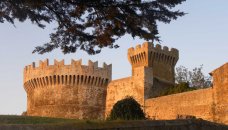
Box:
[24,59,111,119]
[211,63,228,124]
[145,88,214,121]
[106,66,151,116]
[106,77,134,116]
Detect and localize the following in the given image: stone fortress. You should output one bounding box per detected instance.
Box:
[24,42,228,124]
[24,59,111,119]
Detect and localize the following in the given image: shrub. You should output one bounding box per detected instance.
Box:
[107,96,146,120]
[160,82,197,96]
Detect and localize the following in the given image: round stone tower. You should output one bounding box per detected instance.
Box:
[23,59,111,119]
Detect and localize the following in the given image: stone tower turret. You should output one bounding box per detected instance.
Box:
[128,42,179,84]
[127,42,179,98]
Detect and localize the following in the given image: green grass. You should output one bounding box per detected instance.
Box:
[0,115,149,129]
[0,115,80,125]
[0,115,125,126]
[0,115,227,130]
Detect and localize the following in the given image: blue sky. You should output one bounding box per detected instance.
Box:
[0,0,228,114]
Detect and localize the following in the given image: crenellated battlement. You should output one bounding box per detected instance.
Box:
[128,42,179,68]
[128,42,178,55]
[128,42,179,83]
[23,59,112,92]
[24,59,111,72]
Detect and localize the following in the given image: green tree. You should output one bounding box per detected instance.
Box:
[108,96,145,120]
[0,0,185,54]
[175,65,191,83]
[160,82,196,96]
[175,65,212,88]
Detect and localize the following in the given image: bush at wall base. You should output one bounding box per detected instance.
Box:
[107,96,146,120]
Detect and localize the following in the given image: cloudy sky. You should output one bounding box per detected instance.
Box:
[0,0,227,114]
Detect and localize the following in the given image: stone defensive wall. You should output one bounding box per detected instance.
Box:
[106,76,144,116]
[105,66,154,117]
[24,59,111,90]
[127,42,179,83]
[23,59,111,119]
[210,62,228,124]
[145,88,214,122]
[22,40,228,125]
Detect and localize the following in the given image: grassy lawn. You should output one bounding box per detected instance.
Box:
[0,115,128,127]
[1,115,228,130]
[0,115,146,129]
[0,115,83,125]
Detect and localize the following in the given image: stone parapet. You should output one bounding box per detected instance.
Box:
[128,42,179,68]
[24,59,111,92]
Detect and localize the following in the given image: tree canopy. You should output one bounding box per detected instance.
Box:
[0,0,185,54]
[175,65,212,88]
